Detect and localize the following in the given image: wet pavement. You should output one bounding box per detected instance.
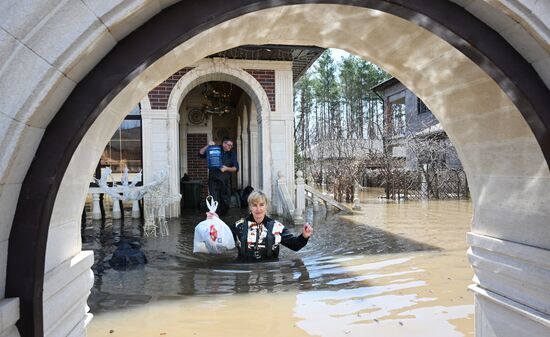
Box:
[84,190,474,336]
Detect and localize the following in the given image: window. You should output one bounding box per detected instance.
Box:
[390,99,406,136]
[100,105,143,174]
[417,98,430,114]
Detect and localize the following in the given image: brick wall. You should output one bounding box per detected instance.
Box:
[244,69,275,110]
[187,133,209,198]
[148,67,193,109]
[148,67,276,111]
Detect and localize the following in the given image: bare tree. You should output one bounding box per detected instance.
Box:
[294,51,390,200]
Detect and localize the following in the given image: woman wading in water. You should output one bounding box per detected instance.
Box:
[207,191,313,261]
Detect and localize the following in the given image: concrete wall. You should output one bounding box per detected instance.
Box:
[1,1,549,337]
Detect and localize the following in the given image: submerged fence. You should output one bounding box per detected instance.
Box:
[363,169,469,200]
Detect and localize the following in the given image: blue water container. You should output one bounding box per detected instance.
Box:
[206,145,222,169]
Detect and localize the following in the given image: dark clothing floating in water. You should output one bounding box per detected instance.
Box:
[109,241,147,270]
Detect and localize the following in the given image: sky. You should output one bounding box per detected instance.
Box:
[331,48,351,62]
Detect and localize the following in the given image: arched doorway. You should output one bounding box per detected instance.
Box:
[164,61,275,201]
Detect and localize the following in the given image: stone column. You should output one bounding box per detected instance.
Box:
[166,110,180,217]
[131,200,140,218]
[141,108,180,218]
[313,196,320,212]
[249,105,260,189]
[92,193,102,220]
[112,198,121,219]
[275,171,285,216]
[242,105,250,187]
[237,115,242,188]
[294,170,305,224]
[468,232,550,337]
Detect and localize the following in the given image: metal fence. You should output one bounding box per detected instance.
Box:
[364,169,469,200]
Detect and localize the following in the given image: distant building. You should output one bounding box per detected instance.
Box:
[371,77,463,171]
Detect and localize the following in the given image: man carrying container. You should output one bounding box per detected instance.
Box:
[199,136,239,215]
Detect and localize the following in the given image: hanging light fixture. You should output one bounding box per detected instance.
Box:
[202,81,233,116]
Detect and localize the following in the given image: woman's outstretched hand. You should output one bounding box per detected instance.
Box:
[302,223,313,239]
[206,212,218,219]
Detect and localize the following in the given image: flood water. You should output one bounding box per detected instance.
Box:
[84,189,474,336]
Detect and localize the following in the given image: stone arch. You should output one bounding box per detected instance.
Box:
[166,62,272,118]
[1,2,549,337]
[140,95,152,110]
[165,61,274,193]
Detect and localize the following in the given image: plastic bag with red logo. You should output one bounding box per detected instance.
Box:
[193,196,236,254]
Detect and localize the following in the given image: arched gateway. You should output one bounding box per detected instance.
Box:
[163,60,276,202]
[1,1,549,336]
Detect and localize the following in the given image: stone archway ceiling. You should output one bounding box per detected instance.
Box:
[6,1,550,337]
[208,44,326,82]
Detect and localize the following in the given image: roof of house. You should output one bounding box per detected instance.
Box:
[370,76,399,92]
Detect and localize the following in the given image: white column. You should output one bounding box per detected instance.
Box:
[249,104,260,189]
[294,170,305,224]
[313,196,320,212]
[43,251,94,337]
[275,171,285,216]
[92,193,102,220]
[179,113,187,177]
[112,198,121,219]
[468,232,550,337]
[131,200,140,218]
[141,108,154,188]
[141,108,180,218]
[166,109,180,217]
[242,106,250,187]
[275,68,295,201]
[268,66,294,210]
[237,115,242,188]
[260,113,272,199]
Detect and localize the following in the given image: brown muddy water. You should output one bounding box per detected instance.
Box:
[84,190,474,336]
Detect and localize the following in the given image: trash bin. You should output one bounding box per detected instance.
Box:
[181,180,202,209]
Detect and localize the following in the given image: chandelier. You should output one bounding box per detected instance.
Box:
[202,81,233,116]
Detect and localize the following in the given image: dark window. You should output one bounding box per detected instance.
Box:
[417,98,430,114]
[390,99,406,136]
[100,105,143,174]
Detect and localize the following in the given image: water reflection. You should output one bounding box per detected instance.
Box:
[85,192,474,336]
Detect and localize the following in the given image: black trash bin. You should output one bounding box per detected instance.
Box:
[181,180,202,209]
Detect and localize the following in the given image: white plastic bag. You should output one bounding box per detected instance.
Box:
[193,196,236,254]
